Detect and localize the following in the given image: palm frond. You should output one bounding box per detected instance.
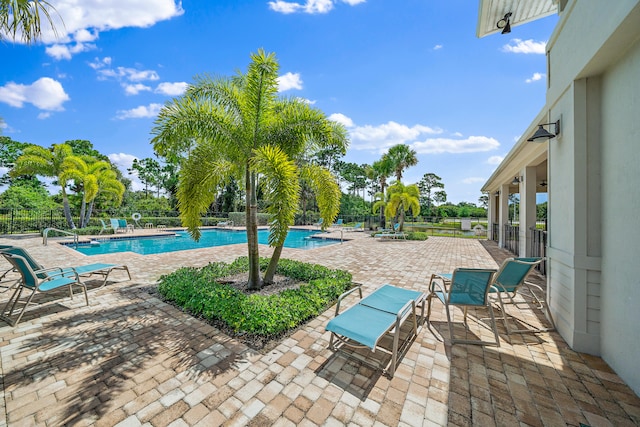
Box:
[251,145,299,246]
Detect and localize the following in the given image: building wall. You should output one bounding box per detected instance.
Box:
[546,0,640,394]
[599,36,640,395]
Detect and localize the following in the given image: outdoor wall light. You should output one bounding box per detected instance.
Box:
[497,12,512,34]
[512,176,521,185]
[528,120,560,141]
[494,191,500,196]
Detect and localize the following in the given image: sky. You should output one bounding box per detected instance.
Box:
[0,0,557,204]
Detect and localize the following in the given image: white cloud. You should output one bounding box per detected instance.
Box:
[0,77,70,111]
[433,44,443,50]
[45,42,96,60]
[108,153,144,191]
[124,83,152,95]
[15,1,185,59]
[349,121,442,152]
[411,135,500,154]
[526,72,545,83]
[502,39,546,54]
[487,155,504,165]
[98,67,160,82]
[462,177,486,184]
[38,112,52,119]
[269,0,363,14]
[115,103,162,120]
[277,72,303,91]
[89,57,112,69]
[155,82,189,96]
[328,113,354,128]
[296,97,316,105]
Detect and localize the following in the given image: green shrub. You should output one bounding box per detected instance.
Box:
[406,231,428,241]
[157,257,352,338]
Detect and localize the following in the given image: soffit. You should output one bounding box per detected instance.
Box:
[477,0,559,38]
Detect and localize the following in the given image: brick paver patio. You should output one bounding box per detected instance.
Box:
[0,229,639,426]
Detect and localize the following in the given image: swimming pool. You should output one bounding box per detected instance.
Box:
[73,228,340,255]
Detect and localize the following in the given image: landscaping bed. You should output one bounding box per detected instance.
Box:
[156,257,352,351]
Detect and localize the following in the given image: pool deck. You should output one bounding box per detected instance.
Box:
[0,227,639,426]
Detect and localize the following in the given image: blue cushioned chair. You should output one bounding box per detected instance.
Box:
[427,268,500,347]
[0,246,130,288]
[489,257,555,335]
[0,251,87,326]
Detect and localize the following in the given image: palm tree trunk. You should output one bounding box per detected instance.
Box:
[246,167,262,290]
[79,198,87,228]
[61,188,76,229]
[84,200,95,228]
[263,245,283,285]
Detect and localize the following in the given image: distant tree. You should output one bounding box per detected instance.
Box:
[0,136,29,186]
[128,158,161,198]
[478,194,489,208]
[418,172,445,216]
[0,178,58,209]
[433,190,447,206]
[384,144,418,181]
[0,0,60,44]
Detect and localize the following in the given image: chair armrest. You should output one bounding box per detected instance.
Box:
[428,279,447,295]
[334,282,363,316]
[428,273,450,292]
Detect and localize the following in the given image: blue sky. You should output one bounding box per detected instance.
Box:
[0,0,557,204]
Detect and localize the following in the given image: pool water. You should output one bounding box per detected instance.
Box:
[73,228,339,255]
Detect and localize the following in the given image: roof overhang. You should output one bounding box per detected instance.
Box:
[476,0,559,38]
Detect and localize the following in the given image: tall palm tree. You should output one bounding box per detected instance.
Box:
[384,144,418,181]
[151,49,347,290]
[1,0,59,44]
[11,143,79,228]
[371,157,393,227]
[382,181,421,231]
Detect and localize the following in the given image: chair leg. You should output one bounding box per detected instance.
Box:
[2,285,23,319]
[486,304,501,347]
[12,288,38,326]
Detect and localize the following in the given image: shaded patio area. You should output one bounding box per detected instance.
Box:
[0,231,638,426]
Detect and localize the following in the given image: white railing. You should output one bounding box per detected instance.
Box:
[43,228,79,247]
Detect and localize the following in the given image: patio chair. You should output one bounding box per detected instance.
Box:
[332,218,344,227]
[313,218,324,229]
[426,268,500,347]
[0,251,87,326]
[374,223,406,239]
[344,222,364,232]
[99,219,112,235]
[0,245,131,288]
[110,218,124,233]
[489,257,556,335]
[326,283,426,376]
[0,245,21,292]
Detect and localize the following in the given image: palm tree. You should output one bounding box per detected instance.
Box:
[11,143,80,228]
[151,49,347,290]
[1,0,60,44]
[62,156,124,227]
[371,157,393,227]
[382,181,420,231]
[385,144,418,181]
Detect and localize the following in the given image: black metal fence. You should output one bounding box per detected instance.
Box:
[503,224,520,256]
[530,227,547,275]
[1,208,491,239]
